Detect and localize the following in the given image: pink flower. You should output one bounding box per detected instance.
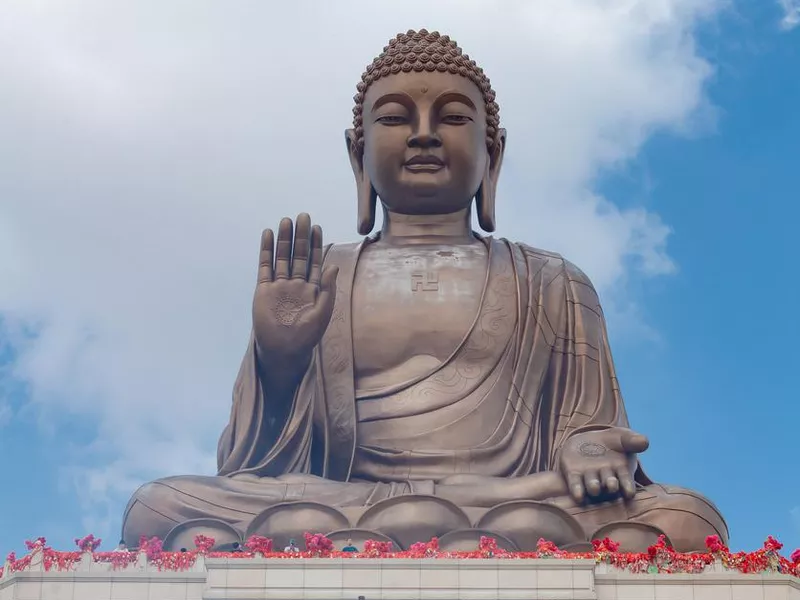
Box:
[789,548,800,564]
[24,537,46,551]
[244,535,273,556]
[479,536,500,556]
[303,532,333,556]
[74,534,102,552]
[193,535,215,554]
[407,537,439,557]
[363,540,392,555]
[140,536,163,560]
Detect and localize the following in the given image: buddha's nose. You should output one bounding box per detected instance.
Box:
[407,123,442,148]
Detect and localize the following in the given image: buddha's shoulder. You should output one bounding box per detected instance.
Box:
[322,241,361,258]
[507,240,596,289]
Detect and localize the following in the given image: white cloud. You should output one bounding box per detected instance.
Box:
[0,0,722,536]
[778,0,800,30]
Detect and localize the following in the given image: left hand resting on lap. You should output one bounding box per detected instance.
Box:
[558,427,649,503]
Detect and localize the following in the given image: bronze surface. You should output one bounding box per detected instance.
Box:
[121,29,728,552]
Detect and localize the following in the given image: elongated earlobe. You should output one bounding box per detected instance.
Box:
[357,175,378,235]
[476,129,506,233]
[476,178,496,233]
[345,128,378,236]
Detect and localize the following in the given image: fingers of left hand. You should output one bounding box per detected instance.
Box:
[616,466,636,499]
[599,466,619,495]
[582,470,602,497]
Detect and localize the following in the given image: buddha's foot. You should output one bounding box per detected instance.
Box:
[123,484,727,552]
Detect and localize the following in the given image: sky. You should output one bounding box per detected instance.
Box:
[0,0,798,556]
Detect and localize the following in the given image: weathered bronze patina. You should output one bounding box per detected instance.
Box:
[122,30,727,552]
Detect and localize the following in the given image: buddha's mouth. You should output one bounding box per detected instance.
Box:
[404,164,444,173]
[404,155,445,172]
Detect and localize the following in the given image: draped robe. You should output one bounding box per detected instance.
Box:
[122,237,726,548]
[219,237,639,482]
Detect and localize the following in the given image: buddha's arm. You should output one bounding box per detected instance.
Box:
[216,332,317,477]
[435,472,568,507]
[543,260,632,467]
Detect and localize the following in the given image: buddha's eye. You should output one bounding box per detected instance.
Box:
[441,114,473,125]
[375,115,408,125]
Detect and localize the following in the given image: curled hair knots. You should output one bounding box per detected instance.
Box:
[351,29,501,153]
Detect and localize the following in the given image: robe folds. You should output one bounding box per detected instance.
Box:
[216,236,649,486]
[123,236,728,549]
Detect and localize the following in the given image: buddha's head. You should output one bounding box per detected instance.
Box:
[346,29,506,235]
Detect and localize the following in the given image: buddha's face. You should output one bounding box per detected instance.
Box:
[361,71,489,215]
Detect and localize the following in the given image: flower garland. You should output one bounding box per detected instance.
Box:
[363,539,393,557]
[93,551,139,570]
[2,534,798,578]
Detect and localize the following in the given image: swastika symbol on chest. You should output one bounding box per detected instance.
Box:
[410,271,439,292]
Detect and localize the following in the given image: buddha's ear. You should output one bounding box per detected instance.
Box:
[345,128,378,236]
[476,128,506,233]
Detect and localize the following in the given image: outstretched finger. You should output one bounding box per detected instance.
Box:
[617,468,637,499]
[315,265,339,326]
[308,225,323,286]
[291,213,312,280]
[567,472,585,503]
[257,229,274,284]
[275,217,293,280]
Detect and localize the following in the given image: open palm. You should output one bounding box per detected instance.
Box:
[252,213,338,365]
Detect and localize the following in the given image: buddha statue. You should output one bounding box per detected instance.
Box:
[121,29,727,553]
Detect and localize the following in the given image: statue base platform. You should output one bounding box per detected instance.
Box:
[1,555,797,600]
[153,496,681,553]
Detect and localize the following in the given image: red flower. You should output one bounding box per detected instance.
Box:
[646,535,671,560]
[407,537,439,557]
[592,537,620,552]
[536,538,560,554]
[764,536,783,552]
[6,552,16,563]
[363,540,392,555]
[789,548,800,564]
[704,535,728,554]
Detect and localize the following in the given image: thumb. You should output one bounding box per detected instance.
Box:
[620,430,650,454]
[317,266,339,314]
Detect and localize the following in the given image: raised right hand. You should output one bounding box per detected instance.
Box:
[252,213,338,369]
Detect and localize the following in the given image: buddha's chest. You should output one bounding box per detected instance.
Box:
[350,243,487,384]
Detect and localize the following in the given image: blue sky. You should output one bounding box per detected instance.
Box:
[601,0,800,552]
[0,0,798,557]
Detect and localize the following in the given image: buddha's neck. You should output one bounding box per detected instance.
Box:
[379,207,477,246]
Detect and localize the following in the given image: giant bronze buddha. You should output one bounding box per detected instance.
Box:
[121,29,727,553]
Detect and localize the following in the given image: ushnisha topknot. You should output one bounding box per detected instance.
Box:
[352,29,500,153]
